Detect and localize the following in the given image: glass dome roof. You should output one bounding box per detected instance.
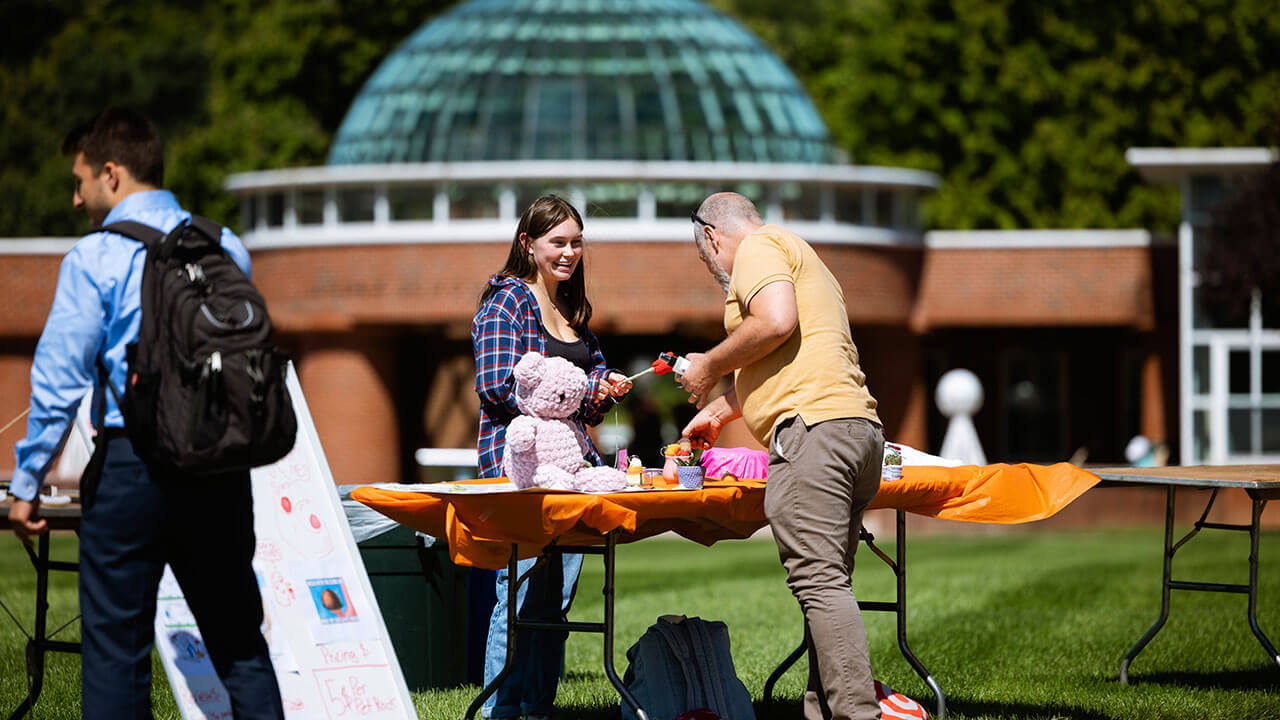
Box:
[329,0,838,165]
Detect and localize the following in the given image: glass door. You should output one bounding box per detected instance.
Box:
[1196,332,1280,464]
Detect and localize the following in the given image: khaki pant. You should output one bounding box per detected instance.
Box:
[765,415,884,720]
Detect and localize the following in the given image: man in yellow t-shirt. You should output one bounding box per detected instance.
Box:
[681,192,884,720]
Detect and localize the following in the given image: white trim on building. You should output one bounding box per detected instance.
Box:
[1127,147,1278,184]
[925,229,1153,250]
[226,160,941,250]
[0,238,78,255]
[241,219,922,250]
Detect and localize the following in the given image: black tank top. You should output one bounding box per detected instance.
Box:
[544,330,592,372]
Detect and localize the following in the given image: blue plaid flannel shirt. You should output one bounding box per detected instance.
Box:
[472,274,615,478]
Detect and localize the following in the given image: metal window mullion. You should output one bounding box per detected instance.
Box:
[499,184,516,220]
[323,187,338,227]
[637,183,655,221]
[284,190,297,231]
[255,193,267,233]
[764,182,781,223]
[1210,337,1228,464]
[433,187,449,225]
[374,183,390,226]
[239,194,252,239]
[1251,290,1263,455]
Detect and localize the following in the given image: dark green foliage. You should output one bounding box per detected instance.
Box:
[2,0,1278,237]
[0,0,451,237]
[1201,159,1280,325]
[718,0,1280,230]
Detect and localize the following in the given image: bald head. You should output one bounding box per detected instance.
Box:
[696,192,763,237]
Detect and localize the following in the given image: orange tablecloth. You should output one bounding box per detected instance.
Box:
[352,462,1098,570]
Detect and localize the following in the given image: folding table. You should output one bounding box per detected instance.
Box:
[1091,465,1280,684]
[1,503,81,720]
[352,462,1097,720]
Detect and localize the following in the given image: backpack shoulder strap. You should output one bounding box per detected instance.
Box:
[101,220,165,247]
[654,619,701,711]
[188,216,224,243]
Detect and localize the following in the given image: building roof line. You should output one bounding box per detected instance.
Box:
[226,160,941,192]
[1127,147,1278,184]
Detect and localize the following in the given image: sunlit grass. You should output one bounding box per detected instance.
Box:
[4,528,1278,719]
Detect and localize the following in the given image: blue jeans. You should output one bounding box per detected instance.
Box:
[482,552,583,718]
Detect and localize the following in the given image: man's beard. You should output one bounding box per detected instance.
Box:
[696,240,731,291]
[711,263,731,292]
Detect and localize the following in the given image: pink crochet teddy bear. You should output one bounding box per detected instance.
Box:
[503,351,627,492]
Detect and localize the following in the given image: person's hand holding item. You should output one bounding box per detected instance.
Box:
[601,372,631,400]
[9,498,47,546]
[678,352,720,408]
[682,411,724,450]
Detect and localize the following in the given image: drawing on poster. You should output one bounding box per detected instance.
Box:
[308,577,358,623]
[257,570,300,675]
[168,630,215,675]
[256,541,299,608]
[268,467,336,560]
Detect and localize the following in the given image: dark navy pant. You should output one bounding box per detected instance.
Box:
[79,435,283,719]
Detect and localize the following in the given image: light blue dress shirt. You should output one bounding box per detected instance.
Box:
[11,190,251,501]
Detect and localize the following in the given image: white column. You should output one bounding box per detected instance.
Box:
[1178,176,1195,464]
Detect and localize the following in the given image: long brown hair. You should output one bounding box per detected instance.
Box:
[480,194,592,329]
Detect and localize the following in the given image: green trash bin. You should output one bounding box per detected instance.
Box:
[358,525,469,691]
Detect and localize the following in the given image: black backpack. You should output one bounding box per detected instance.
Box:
[103,216,296,476]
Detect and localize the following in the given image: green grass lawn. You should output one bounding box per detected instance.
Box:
[3,527,1278,719]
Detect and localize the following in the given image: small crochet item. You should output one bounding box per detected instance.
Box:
[502,351,627,492]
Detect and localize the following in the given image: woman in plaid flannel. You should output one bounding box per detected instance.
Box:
[472,194,631,719]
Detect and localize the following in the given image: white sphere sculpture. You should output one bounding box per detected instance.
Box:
[936,369,987,466]
[936,369,984,418]
[1125,435,1151,464]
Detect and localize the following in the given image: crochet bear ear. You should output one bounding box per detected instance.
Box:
[513,351,545,388]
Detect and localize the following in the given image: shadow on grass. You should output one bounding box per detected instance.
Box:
[562,671,810,719]
[753,699,805,719]
[945,698,1111,719]
[1123,666,1280,691]
[520,699,811,720]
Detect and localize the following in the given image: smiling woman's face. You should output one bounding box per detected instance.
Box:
[525,217,583,285]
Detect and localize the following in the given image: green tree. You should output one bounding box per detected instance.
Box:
[721,0,1280,231]
[0,0,450,237]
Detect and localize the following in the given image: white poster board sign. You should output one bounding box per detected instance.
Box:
[153,364,415,719]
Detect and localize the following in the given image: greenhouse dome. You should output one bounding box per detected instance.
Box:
[329,0,839,165]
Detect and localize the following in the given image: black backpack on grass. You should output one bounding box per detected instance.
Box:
[103,216,296,475]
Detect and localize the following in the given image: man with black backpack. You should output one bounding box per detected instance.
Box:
[9,108,285,719]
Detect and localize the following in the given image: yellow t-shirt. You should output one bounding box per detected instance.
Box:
[725,224,880,445]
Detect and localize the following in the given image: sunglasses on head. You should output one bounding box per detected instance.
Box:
[690,210,715,230]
